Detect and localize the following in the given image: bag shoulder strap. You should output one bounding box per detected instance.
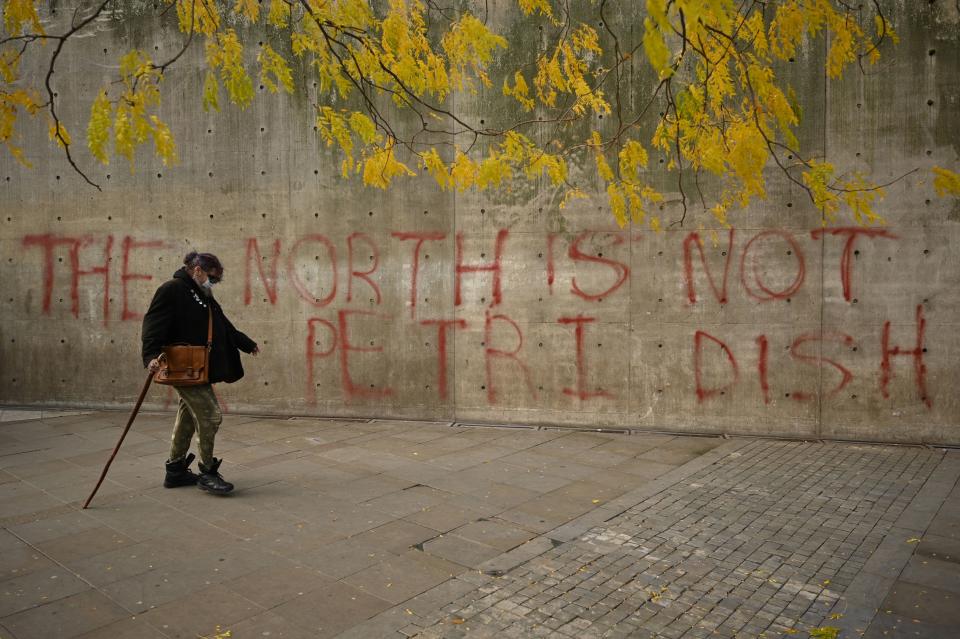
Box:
[206,307,213,348]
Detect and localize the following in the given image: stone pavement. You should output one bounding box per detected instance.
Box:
[0,410,957,639]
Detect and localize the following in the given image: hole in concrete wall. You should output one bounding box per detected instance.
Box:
[927,99,934,106]
[786,298,791,303]
[658,251,663,256]
[923,249,930,255]
[480,297,486,303]
[106,174,111,180]
[481,385,486,390]
[855,152,861,157]
[785,393,790,398]
[157,173,162,178]
[209,214,214,219]
[158,215,163,219]
[658,343,663,348]
[852,298,858,304]
[926,150,932,156]
[369,211,374,216]
[538,342,543,347]
[854,249,860,256]
[480,208,485,214]
[56,175,60,180]
[852,346,858,352]
[424,210,429,215]
[786,202,792,208]
[657,298,662,303]
[721,251,727,256]
[929,49,936,56]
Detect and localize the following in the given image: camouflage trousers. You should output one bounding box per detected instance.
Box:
[168,384,222,468]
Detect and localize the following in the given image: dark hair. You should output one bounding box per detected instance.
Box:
[183,251,223,274]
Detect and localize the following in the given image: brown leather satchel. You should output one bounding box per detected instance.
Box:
[154,308,212,386]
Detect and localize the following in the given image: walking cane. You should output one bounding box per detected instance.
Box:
[82,371,155,509]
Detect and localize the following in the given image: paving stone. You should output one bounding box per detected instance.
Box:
[221,563,335,608]
[136,584,264,637]
[422,533,502,568]
[343,550,468,604]
[270,582,393,638]
[0,589,129,639]
[0,565,90,617]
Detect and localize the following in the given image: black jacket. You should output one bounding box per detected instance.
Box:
[141,269,257,384]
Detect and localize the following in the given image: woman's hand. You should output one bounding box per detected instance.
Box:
[252,345,261,356]
[147,358,161,372]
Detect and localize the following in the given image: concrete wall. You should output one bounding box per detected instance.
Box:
[1,1,958,444]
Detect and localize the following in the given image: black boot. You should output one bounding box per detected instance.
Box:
[197,458,234,495]
[164,453,199,488]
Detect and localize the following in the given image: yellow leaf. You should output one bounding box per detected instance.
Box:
[932,167,960,198]
[87,90,112,164]
[234,0,259,22]
[361,139,415,189]
[3,0,43,36]
[202,71,220,112]
[258,43,294,94]
[267,0,290,27]
[643,18,671,77]
[48,120,71,148]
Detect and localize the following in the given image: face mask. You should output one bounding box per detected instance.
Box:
[201,279,215,290]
